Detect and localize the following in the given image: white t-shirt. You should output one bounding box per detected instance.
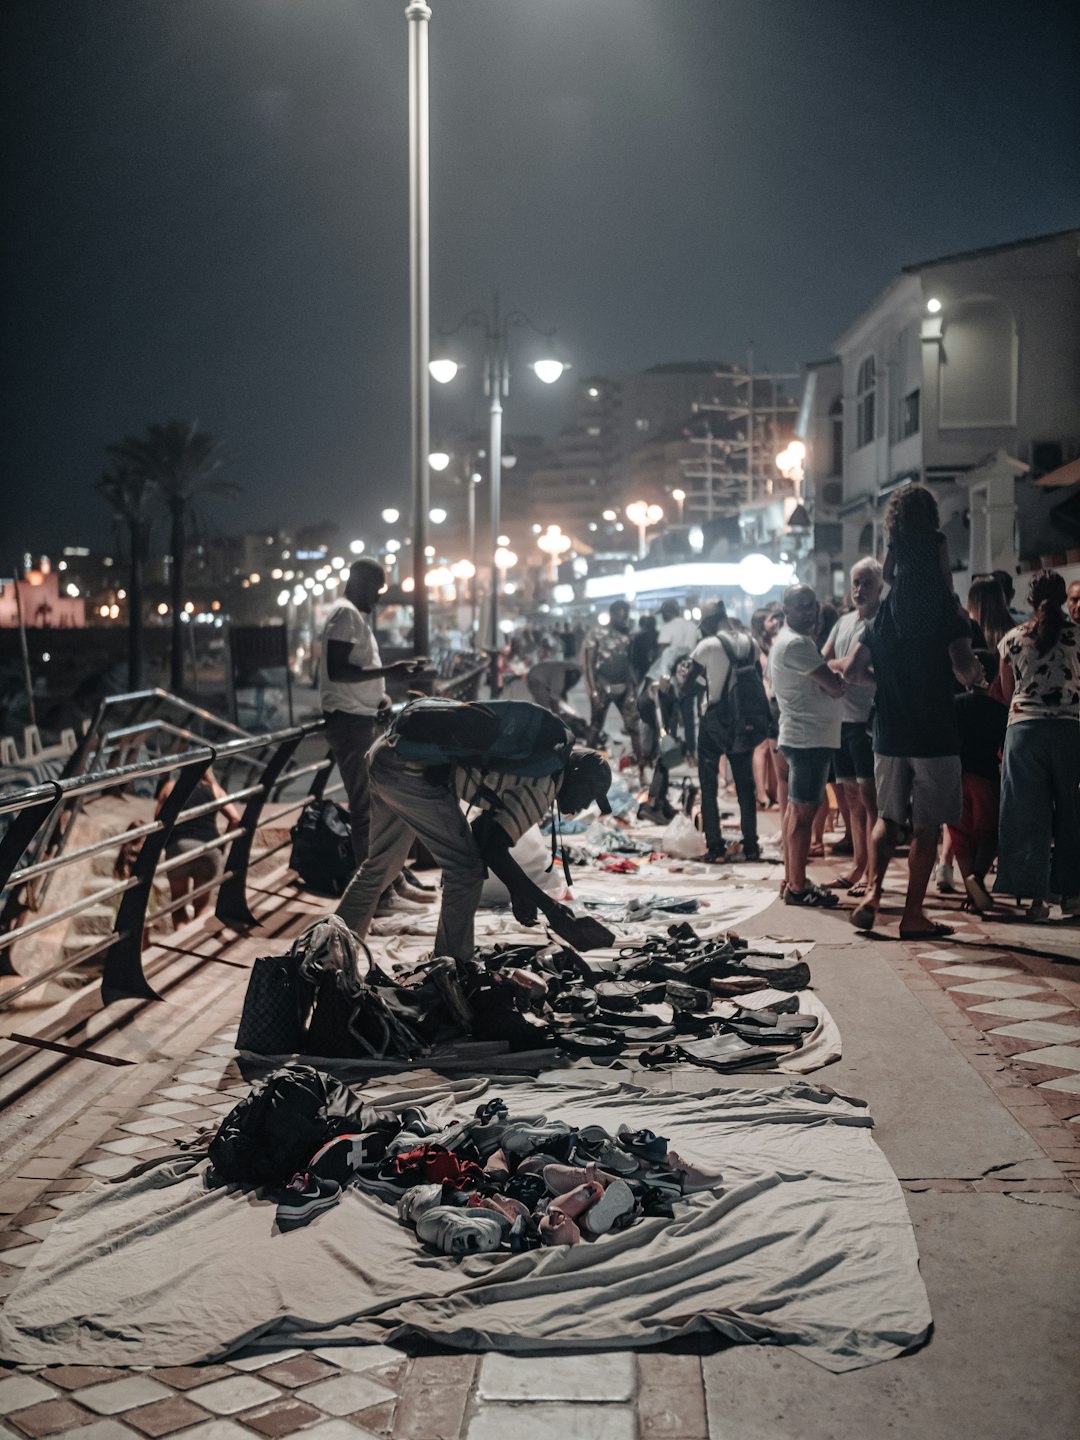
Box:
[827,610,875,724]
[658,615,700,658]
[771,625,842,750]
[319,600,385,716]
[690,631,756,705]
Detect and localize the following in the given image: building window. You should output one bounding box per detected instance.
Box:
[901,389,920,439]
[829,398,843,474]
[856,357,876,449]
[635,417,650,432]
[939,295,1018,428]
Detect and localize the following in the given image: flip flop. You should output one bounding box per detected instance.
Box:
[848,882,867,899]
[898,922,954,940]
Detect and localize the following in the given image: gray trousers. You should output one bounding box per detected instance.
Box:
[995,718,1080,900]
[335,740,486,960]
[323,710,378,866]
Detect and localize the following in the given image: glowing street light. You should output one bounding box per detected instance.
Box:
[536,524,572,582]
[532,359,565,385]
[429,507,447,524]
[672,487,686,524]
[429,358,460,385]
[450,559,476,580]
[381,508,400,525]
[349,539,365,555]
[425,565,453,588]
[428,451,451,471]
[625,500,664,560]
[926,297,942,314]
[775,439,806,486]
[494,546,518,574]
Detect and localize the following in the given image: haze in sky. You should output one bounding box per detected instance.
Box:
[2,0,1078,566]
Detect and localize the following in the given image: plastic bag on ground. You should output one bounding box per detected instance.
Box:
[661,811,707,859]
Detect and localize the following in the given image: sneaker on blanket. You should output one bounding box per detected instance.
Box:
[397,1182,445,1226]
[400,1106,439,1136]
[542,1161,621,1195]
[501,1122,575,1161]
[539,1204,582,1247]
[571,1127,641,1176]
[579,1177,635,1237]
[276,1171,341,1231]
[666,1150,724,1193]
[467,1192,531,1224]
[416,1206,506,1256]
[308,1133,366,1185]
[616,1125,671,1165]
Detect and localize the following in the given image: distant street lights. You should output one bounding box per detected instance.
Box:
[536,525,571,583]
[430,292,566,684]
[672,487,686,525]
[625,500,664,560]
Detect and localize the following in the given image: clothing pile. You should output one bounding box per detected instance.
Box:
[205,1068,721,1257]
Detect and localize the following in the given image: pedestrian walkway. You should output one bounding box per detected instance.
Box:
[1,844,1078,1440]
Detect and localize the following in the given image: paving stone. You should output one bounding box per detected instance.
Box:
[0,1229,36,1250]
[177,1070,229,1086]
[151,1424,251,1440]
[975,1003,1076,1024]
[0,1376,60,1411]
[121,1396,212,1437]
[183,1376,280,1415]
[296,1374,391,1417]
[300,1424,381,1440]
[311,1348,401,1375]
[72,1378,172,1415]
[477,1352,635,1403]
[466,1405,635,1440]
[142,1102,197,1117]
[637,1353,707,1438]
[118,1118,184,1137]
[81,1157,139,1179]
[46,1369,128,1393]
[234,1397,323,1436]
[100,1136,162,1157]
[5,1396,94,1437]
[148,1366,235,1391]
[350,1399,396,1435]
[40,1423,141,1440]
[9,1206,58,1227]
[155,1087,212,1102]
[931,964,1022,980]
[225,1350,301,1372]
[19,1219,59,1240]
[0,1239,40,1266]
[1011,1044,1080,1070]
[14,1158,73,1180]
[392,1357,475,1440]
[257,1355,340,1389]
[947,979,1048,999]
[1039,1073,1080,1094]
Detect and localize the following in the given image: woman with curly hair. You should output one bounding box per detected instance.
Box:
[995,570,1080,921]
[881,483,956,637]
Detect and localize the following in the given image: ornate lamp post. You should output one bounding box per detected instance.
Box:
[625,501,665,561]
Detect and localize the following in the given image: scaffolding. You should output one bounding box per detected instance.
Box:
[681,345,800,519]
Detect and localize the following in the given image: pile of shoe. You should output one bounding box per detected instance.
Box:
[389,1098,724,1257]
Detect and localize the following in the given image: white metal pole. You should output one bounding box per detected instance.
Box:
[406,1,432,659]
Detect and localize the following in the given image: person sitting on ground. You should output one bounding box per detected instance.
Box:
[156,767,242,928]
[881,483,956,638]
[994,569,1080,923]
[946,650,1008,914]
[821,558,883,895]
[686,602,765,864]
[335,713,615,960]
[771,586,847,906]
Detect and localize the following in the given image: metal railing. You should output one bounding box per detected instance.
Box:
[0,659,488,1023]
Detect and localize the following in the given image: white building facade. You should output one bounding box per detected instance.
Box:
[800,229,1080,593]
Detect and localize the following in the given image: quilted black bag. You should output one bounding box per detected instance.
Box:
[236,951,314,1055]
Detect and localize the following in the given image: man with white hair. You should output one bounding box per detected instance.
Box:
[822,558,883,894]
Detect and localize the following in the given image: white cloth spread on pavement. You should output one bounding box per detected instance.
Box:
[0,1075,929,1373]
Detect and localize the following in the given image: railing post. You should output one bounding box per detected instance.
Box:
[215,730,306,928]
[103,749,214,1005]
[0,785,64,975]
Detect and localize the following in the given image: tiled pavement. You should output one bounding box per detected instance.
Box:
[2,857,1080,1438]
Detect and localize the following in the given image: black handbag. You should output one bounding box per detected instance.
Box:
[236,951,314,1055]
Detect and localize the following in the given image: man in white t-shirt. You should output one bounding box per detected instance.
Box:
[319,559,424,866]
[771,584,846,906]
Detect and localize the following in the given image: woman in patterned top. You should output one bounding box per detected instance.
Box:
[994,570,1080,921]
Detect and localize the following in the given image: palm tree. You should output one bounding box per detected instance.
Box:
[109,421,238,693]
[96,463,156,690]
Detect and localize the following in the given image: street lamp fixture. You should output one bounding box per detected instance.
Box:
[381,508,400,524]
[625,501,664,560]
[429,358,460,385]
[672,487,686,524]
[494,546,517,572]
[429,507,448,524]
[428,451,451,471]
[536,524,572,582]
[432,290,565,685]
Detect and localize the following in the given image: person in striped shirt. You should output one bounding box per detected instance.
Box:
[335,736,612,960]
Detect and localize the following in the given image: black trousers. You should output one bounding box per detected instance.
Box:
[324,710,378,866]
[697,704,757,855]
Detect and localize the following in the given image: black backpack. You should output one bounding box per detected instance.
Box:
[718,634,771,751]
[290,792,354,896]
[207,1065,368,1186]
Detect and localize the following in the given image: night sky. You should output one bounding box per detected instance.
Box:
[3,0,1078,570]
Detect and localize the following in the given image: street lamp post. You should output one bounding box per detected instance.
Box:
[430,293,564,689]
[405,0,432,659]
[625,501,665,561]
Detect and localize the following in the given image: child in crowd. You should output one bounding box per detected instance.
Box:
[881,483,956,638]
[947,650,1008,912]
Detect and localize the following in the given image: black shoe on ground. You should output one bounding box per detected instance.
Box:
[637,803,668,825]
[703,847,728,864]
[276,1171,341,1230]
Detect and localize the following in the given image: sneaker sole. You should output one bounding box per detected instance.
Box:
[581,1178,634,1235]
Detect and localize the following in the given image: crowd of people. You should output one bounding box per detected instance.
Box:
[317,488,1080,955]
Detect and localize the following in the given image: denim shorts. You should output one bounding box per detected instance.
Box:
[779,746,835,806]
[834,722,875,783]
